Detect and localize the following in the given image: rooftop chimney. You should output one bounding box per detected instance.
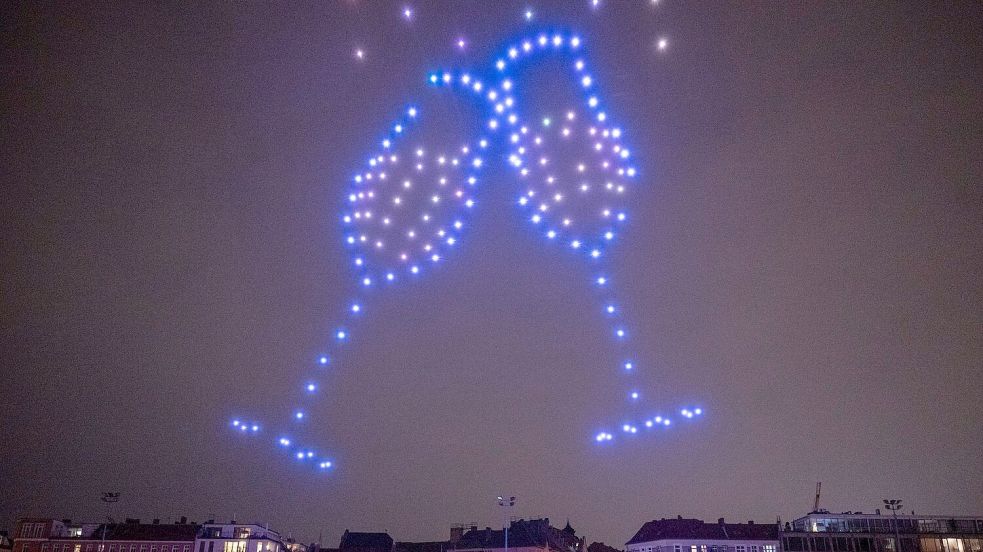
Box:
[718,519,725,525]
[153,520,160,525]
[748,521,754,525]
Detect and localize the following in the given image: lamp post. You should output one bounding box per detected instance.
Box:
[497,496,516,552]
[100,493,120,552]
[883,499,903,552]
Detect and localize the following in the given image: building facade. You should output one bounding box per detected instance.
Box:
[195,523,287,552]
[626,518,779,552]
[780,512,983,552]
[453,519,585,552]
[12,519,197,552]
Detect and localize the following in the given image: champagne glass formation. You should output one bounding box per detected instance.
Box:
[230,31,703,471]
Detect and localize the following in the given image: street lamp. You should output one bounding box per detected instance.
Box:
[497,496,516,552]
[883,499,903,552]
[100,493,121,552]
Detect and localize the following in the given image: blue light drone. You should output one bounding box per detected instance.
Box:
[230,31,703,470]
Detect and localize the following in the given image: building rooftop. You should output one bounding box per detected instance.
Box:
[53,524,198,542]
[455,518,583,552]
[626,519,779,545]
[339,532,393,551]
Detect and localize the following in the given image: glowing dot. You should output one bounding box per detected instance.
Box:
[296,451,304,459]
[547,230,556,239]
[319,356,329,365]
[631,391,639,400]
[582,75,592,87]
[616,328,625,338]
[457,38,467,50]
[402,6,413,20]
[496,59,506,70]
[571,240,581,249]
[597,276,607,285]
[351,303,361,313]
[295,411,304,420]
[657,37,668,51]
[624,361,633,370]
[232,420,240,427]
[320,461,332,469]
[336,330,347,340]
[664,419,671,426]
[306,383,316,392]
[524,8,533,20]
[362,277,372,286]
[591,249,601,258]
[408,107,418,117]
[411,265,420,274]
[606,305,616,314]
[354,48,365,60]
[605,231,614,240]
[279,438,290,446]
[695,408,703,415]
[387,272,395,281]
[645,420,653,428]
[622,424,631,432]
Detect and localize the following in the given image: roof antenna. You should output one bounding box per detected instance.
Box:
[813,482,822,512]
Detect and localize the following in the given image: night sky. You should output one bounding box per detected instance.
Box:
[2,0,982,548]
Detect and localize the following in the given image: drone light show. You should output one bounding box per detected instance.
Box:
[230,28,702,472]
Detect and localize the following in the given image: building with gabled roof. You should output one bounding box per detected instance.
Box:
[338,532,393,552]
[453,518,585,552]
[626,518,779,552]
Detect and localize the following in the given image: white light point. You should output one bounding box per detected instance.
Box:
[354,48,365,60]
[657,37,668,51]
[402,6,413,20]
[524,8,533,21]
